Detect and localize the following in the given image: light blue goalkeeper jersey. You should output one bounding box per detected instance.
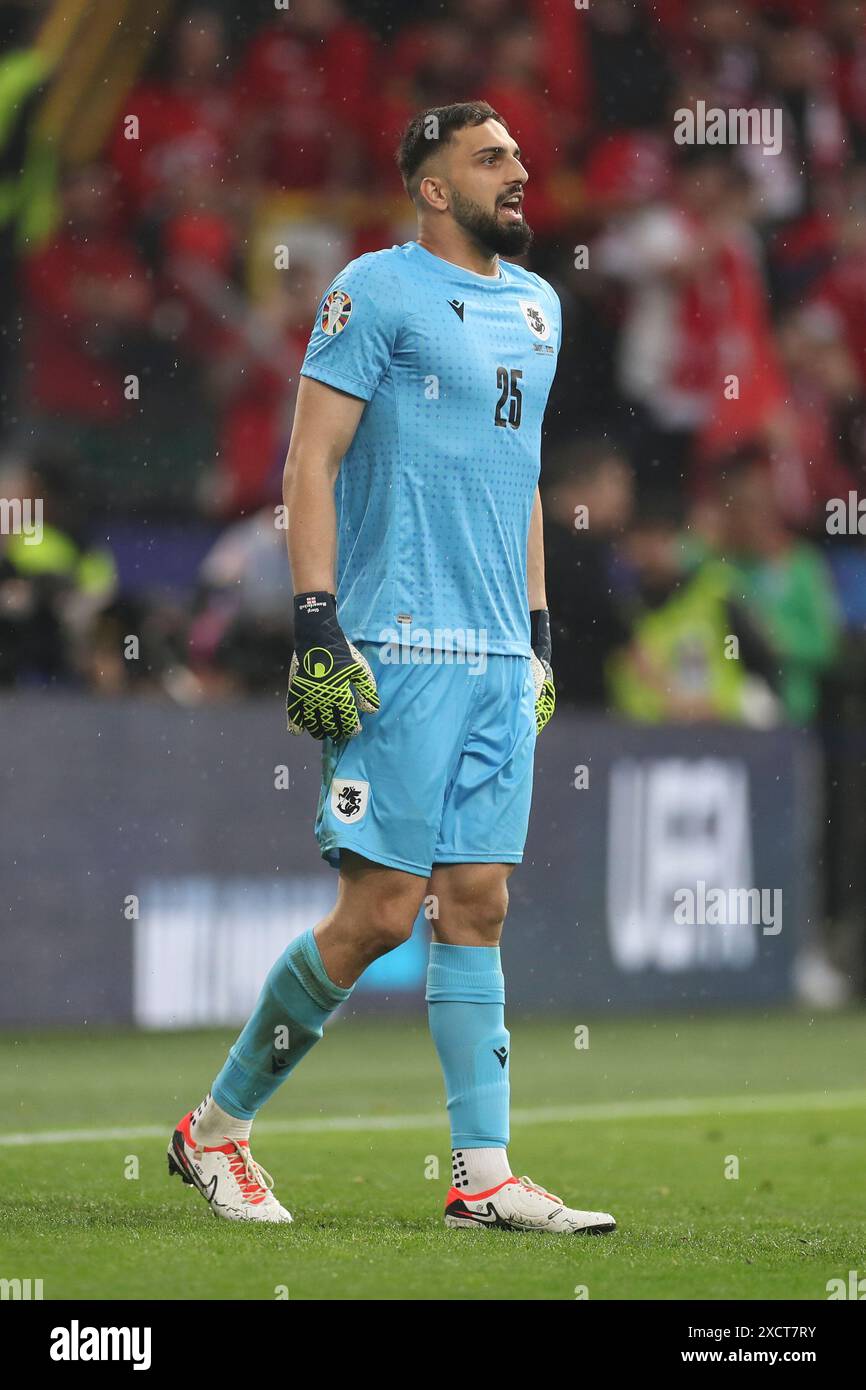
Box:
[299,240,561,656]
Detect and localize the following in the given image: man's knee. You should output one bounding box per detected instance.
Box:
[370,886,425,951]
[431,865,512,944]
[474,880,509,936]
[336,855,427,954]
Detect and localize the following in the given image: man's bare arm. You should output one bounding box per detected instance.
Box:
[526,485,555,731]
[527,486,547,612]
[283,376,366,594]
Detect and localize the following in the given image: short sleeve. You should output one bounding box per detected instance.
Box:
[300,254,403,402]
[534,274,563,355]
[550,285,563,354]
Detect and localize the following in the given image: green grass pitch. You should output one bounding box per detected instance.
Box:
[1,1010,865,1300]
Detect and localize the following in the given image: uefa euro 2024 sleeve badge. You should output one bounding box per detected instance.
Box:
[321,289,353,336]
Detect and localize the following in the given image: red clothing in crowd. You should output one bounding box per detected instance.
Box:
[833,34,866,137]
[365,20,481,189]
[482,78,564,233]
[811,250,866,389]
[23,235,151,419]
[233,18,375,189]
[771,376,856,531]
[526,0,590,133]
[694,227,787,457]
[599,203,786,452]
[583,131,673,213]
[216,328,308,516]
[110,80,232,219]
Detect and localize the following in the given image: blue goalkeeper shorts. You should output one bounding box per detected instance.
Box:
[315,641,537,877]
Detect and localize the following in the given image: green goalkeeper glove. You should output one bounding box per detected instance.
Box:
[286,592,379,740]
[530,607,556,735]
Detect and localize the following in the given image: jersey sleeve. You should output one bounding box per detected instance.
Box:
[527,271,563,354]
[546,280,563,354]
[300,255,403,402]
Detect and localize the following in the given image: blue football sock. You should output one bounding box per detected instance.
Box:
[426,942,510,1150]
[212,929,351,1120]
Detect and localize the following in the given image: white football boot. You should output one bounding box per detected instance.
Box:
[167,1110,292,1223]
[444,1175,616,1234]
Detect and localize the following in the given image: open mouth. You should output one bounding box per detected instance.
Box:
[499,193,524,222]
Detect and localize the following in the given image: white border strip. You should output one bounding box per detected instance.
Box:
[6,1088,866,1147]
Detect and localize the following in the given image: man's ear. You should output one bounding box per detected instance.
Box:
[418,174,449,213]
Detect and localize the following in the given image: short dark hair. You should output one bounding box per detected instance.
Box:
[396,101,508,199]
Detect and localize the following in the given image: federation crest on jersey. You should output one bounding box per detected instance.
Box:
[518,299,551,341]
[321,289,353,336]
[331,777,369,824]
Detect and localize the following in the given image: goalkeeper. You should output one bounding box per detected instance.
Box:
[167,101,614,1237]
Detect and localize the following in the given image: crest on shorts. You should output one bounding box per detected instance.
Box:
[331,777,369,824]
[518,299,550,341]
[321,289,353,336]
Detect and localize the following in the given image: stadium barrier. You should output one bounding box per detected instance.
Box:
[0,697,819,1026]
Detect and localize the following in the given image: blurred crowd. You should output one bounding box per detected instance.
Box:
[1,0,866,729]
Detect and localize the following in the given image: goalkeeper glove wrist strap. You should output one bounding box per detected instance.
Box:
[530,607,552,667]
[294,591,338,638]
